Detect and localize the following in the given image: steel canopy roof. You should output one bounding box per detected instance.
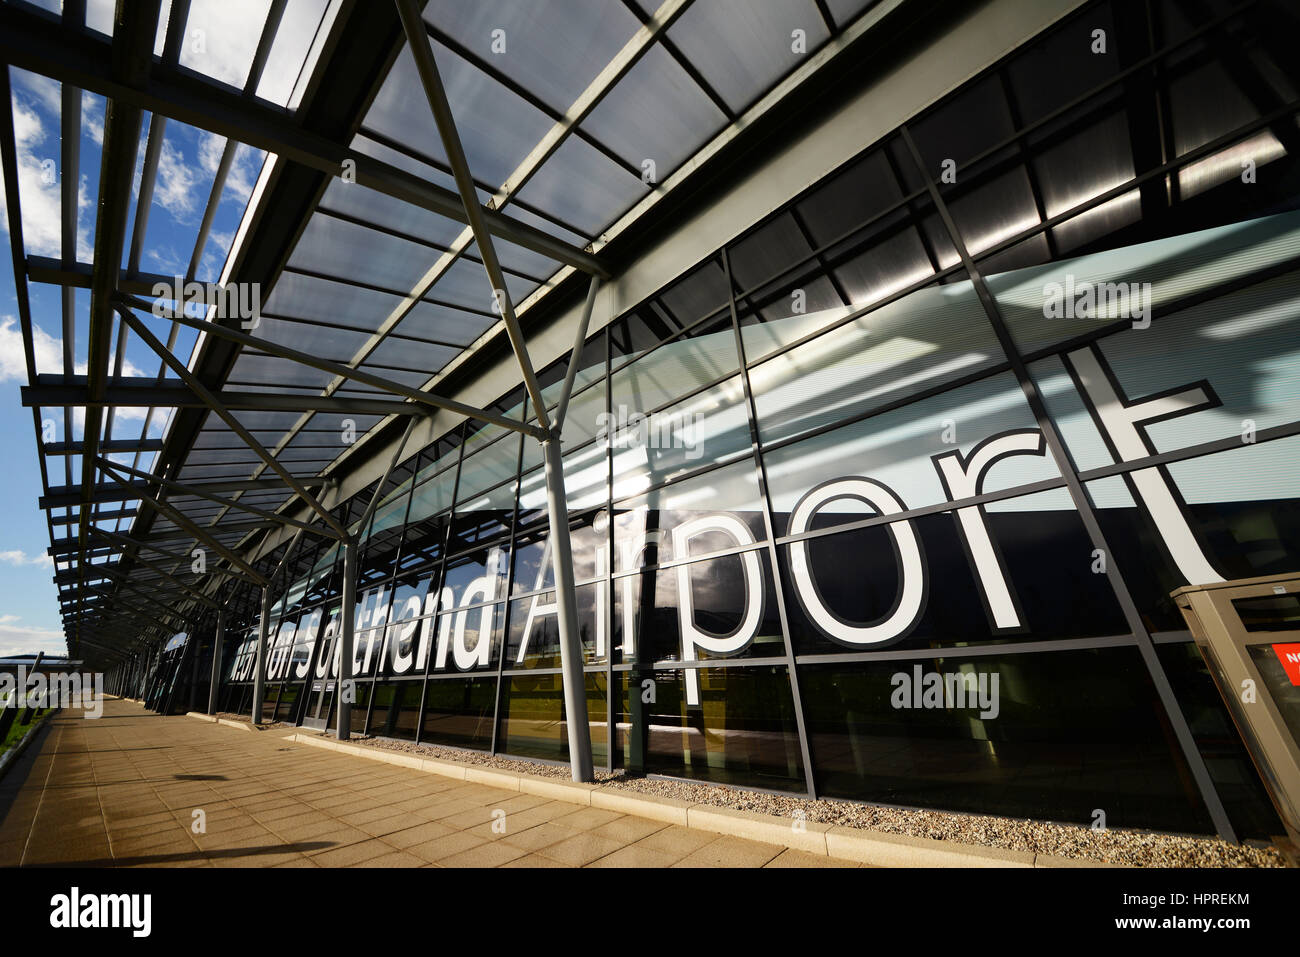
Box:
[0,0,894,666]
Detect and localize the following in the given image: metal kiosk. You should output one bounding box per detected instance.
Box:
[1172,572,1300,857]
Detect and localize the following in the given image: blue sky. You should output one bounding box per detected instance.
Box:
[0,62,267,657]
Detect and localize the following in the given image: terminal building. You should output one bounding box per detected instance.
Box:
[7,0,1300,847]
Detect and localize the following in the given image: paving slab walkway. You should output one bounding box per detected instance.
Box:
[0,698,862,868]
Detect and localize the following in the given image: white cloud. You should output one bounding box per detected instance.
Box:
[13,70,60,116]
[179,0,273,89]
[0,550,54,569]
[0,314,59,382]
[0,619,65,658]
[84,111,104,146]
[1,314,164,439]
[0,83,94,260]
[197,131,262,208]
[0,314,148,383]
[153,140,202,223]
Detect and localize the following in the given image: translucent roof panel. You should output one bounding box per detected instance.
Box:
[581,43,726,177]
[423,252,536,311]
[663,0,830,114]
[286,212,446,293]
[825,0,879,29]
[392,301,497,347]
[317,179,465,250]
[254,316,377,365]
[426,0,641,115]
[178,0,275,90]
[363,336,460,375]
[513,133,645,237]
[253,0,334,107]
[261,272,406,331]
[351,365,435,391]
[226,353,337,391]
[365,41,555,190]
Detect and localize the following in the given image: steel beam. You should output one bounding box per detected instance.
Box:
[97,460,270,586]
[396,0,552,432]
[43,439,165,456]
[49,508,138,527]
[553,276,601,429]
[540,438,594,781]
[92,456,339,541]
[337,539,357,740]
[208,607,225,714]
[251,586,271,725]
[124,298,547,439]
[27,257,213,297]
[22,379,428,417]
[118,305,351,539]
[78,0,158,637]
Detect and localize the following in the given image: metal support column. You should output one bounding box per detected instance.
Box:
[251,587,271,725]
[188,620,203,713]
[542,437,595,782]
[337,538,357,741]
[208,608,225,714]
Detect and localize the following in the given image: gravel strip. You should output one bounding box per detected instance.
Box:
[316,732,1286,868]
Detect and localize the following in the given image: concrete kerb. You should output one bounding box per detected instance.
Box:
[261,730,1116,867]
[185,711,259,733]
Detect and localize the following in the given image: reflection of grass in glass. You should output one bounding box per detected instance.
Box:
[1,709,48,759]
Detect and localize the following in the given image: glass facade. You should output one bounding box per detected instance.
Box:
[211,0,1300,839]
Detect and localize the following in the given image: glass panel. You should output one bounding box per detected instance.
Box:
[367,680,423,741]
[178,0,274,89]
[420,676,496,750]
[428,0,640,114]
[781,489,1127,655]
[448,478,515,551]
[514,133,643,237]
[614,665,805,792]
[506,581,605,669]
[986,208,1300,356]
[613,459,765,560]
[799,646,1214,833]
[608,376,751,497]
[612,550,782,665]
[262,271,405,332]
[394,301,495,347]
[1157,640,1285,840]
[516,441,607,519]
[364,335,460,374]
[498,672,608,766]
[1085,436,1300,632]
[764,371,1058,528]
[511,513,604,595]
[749,279,1004,446]
[318,179,464,250]
[455,434,521,503]
[609,329,740,418]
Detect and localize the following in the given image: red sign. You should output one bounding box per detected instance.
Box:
[1273,643,1300,686]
